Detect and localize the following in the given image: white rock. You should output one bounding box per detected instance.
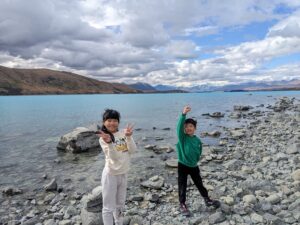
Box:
[265,194,281,204]
[292,169,300,181]
[243,195,257,204]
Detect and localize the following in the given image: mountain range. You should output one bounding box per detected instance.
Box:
[0,65,299,95]
[151,80,300,92]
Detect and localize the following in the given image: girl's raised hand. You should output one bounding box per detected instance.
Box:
[97,130,112,143]
[124,123,134,137]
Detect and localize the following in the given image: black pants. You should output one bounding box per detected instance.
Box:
[178,162,208,204]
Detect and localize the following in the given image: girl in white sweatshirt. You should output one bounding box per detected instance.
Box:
[98,109,137,225]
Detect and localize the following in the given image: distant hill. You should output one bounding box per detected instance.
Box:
[128,82,187,93]
[128,82,157,91]
[155,80,300,92]
[0,66,139,95]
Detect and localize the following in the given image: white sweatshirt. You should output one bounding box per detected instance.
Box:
[99,130,137,175]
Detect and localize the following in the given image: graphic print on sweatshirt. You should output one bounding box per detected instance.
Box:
[113,137,128,152]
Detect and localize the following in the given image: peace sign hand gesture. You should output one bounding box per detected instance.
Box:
[124,123,134,137]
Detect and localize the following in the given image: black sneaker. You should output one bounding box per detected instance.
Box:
[204,197,220,208]
[179,203,191,217]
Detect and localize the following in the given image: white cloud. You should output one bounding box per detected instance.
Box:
[0,0,300,86]
[267,10,300,38]
[165,40,198,59]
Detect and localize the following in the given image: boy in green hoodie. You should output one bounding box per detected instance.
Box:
[177,106,220,216]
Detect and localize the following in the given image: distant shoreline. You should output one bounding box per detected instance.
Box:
[1,89,300,96]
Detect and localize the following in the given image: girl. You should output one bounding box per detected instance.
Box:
[98,109,137,225]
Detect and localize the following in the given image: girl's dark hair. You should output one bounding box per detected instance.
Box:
[102,109,121,122]
[101,109,121,143]
[184,118,197,128]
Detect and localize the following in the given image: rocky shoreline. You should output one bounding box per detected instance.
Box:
[1,97,300,225]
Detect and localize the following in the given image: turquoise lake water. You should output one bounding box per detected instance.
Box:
[0,91,300,192]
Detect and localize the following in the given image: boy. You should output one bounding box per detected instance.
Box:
[176,106,220,216]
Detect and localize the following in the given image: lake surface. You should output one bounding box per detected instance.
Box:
[1,91,300,193]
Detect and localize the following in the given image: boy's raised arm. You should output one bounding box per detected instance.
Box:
[177,106,191,138]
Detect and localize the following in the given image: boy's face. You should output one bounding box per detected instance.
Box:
[103,119,119,133]
[184,123,196,136]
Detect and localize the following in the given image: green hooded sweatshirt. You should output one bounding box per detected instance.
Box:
[176,114,202,167]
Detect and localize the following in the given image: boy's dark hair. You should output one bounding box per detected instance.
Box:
[102,109,120,122]
[184,118,197,127]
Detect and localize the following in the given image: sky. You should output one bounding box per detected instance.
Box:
[0,0,300,87]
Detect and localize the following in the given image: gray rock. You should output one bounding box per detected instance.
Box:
[144,145,156,150]
[58,220,71,225]
[209,212,226,224]
[263,213,281,224]
[243,195,257,204]
[141,176,164,190]
[82,186,102,212]
[44,219,57,225]
[57,127,101,153]
[209,112,225,118]
[229,129,245,139]
[292,169,300,181]
[129,195,144,202]
[1,187,23,196]
[250,213,263,223]
[44,178,57,192]
[229,112,242,119]
[81,205,103,225]
[129,216,144,225]
[234,105,253,111]
[201,130,221,137]
[165,158,178,168]
[286,143,300,154]
[22,216,39,225]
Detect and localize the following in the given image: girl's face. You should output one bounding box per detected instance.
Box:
[103,119,119,133]
[184,123,196,136]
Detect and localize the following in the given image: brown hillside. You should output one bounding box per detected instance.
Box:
[0,66,139,95]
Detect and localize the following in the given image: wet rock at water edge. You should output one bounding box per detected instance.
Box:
[57,127,102,153]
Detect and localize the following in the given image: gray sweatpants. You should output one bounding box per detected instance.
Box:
[101,167,127,225]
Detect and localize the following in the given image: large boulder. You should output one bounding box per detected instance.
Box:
[81,186,103,225]
[57,127,101,153]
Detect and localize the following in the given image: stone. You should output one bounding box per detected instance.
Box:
[144,145,156,150]
[81,186,103,225]
[265,194,281,204]
[209,112,225,118]
[292,169,300,181]
[201,130,221,137]
[250,213,263,223]
[1,187,23,196]
[234,105,253,111]
[263,213,283,225]
[141,176,164,190]
[243,195,257,204]
[59,220,71,225]
[44,178,57,192]
[229,129,245,139]
[129,195,144,202]
[209,212,226,224]
[286,143,300,154]
[221,196,234,206]
[44,219,56,225]
[57,127,101,153]
[165,158,178,168]
[129,216,144,225]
